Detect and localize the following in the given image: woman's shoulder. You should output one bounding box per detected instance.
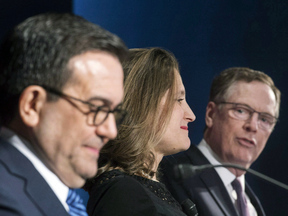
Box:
[89,169,153,201]
[93,169,141,189]
[87,170,158,216]
[87,169,187,216]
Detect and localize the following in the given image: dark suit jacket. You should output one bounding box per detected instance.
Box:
[0,138,70,216]
[160,144,266,216]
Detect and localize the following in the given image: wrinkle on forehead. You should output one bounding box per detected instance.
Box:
[227,81,277,116]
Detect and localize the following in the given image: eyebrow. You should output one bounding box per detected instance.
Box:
[179,90,185,96]
[88,97,112,106]
[88,97,124,110]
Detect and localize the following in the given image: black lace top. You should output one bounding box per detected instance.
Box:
[86,169,187,216]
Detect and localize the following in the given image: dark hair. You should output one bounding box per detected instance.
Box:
[0,13,128,125]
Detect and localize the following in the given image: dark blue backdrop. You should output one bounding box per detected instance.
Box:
[1,1,287,215]
[74,1,288,215]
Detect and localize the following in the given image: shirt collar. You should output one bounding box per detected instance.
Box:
[0,127,69,211]
[198,139,244,187]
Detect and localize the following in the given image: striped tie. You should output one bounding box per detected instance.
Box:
[66,189,88,216]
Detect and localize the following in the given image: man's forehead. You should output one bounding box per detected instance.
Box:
[227,81,277,115]
[65,51,124,107]
[68,51,122,74]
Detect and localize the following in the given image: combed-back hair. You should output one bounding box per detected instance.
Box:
[92,47,180,184]
[210,67,281,117]
[0,12,128,125]
[203,67,281,134]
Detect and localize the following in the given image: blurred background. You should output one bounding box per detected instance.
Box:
[1,0,288,215]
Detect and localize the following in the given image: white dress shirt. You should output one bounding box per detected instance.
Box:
[198,139,257,216]
[0,127,69,212]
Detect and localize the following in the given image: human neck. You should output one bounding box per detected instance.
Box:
[229,168,246,177]
[139,150,163,181]
[7,119,32,142]
[203,134,248,177]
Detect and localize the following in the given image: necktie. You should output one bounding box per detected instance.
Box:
[231,179,250,216]
[66,189,88,216]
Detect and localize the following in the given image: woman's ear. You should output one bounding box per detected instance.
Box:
[18,86,47,127]
[205,101,217,128]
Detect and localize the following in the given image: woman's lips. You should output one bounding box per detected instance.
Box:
[180,126,188,130]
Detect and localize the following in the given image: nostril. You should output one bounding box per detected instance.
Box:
[186,117,194,122]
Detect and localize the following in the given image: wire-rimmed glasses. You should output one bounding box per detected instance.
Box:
[218,102,278,130]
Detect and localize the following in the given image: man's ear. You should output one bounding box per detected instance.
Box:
[205,101,217,128]
[18,86,47,127]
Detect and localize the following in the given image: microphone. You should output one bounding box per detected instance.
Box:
[181,199,198,216]
[174,163,288,191]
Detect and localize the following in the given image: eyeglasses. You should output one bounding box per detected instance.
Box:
[42,86,127,128]
[218,102,278,130]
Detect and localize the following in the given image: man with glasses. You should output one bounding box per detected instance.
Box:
[0,13,128,216]
[161,67,280,216]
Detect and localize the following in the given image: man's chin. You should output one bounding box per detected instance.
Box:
[62,176,86,188]
[63,171,98,188]
[82,166,99,180]
[231,157,253,169]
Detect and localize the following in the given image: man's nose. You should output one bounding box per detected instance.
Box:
[95,113,118,140]
[243,112,259,132]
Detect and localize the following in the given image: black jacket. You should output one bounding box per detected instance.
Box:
[160,144,266,216]
[0,138,69,216]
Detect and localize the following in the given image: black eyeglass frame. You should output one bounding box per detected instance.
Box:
[217,101,278,128]
[42,86,127,127]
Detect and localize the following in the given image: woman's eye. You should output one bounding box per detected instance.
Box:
[177,98,184,103]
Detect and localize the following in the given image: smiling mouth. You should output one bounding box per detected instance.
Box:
[84,145,100,155]
[180,126,188,130]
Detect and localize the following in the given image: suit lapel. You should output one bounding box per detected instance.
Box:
[0,139,69,216]
[245,182,266,216]
[199,170,239,216]
[185,145,239,216]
